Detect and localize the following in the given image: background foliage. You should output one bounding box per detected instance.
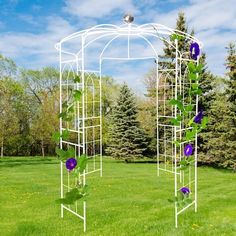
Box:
[0,12,235,169]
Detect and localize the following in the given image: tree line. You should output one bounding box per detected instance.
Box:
[0,12,235,169]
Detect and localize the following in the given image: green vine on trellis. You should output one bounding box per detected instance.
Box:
[168,34,208,205]
[52,74,89,204]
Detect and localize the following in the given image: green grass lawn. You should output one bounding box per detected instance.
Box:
[0,157,235,236]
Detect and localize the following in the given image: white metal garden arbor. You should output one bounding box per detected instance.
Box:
[55,16,203,232]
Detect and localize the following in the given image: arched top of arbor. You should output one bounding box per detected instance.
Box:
[55,20,203,60]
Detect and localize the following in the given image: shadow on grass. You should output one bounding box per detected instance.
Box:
[0,158,59,168]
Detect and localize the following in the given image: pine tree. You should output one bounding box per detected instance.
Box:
[162,11,190,61]
[224,43,236,169]
[225,43,236,103]
[201,43,236,169]
[204,93,235,168]
[106,84,147,161]
[198,54,217,162]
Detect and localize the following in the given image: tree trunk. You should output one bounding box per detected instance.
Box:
[1,140,3,158]
[41,139,45,158]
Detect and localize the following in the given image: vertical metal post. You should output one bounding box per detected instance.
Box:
[81,35,87,231]
[174,39,178,228]
[99,59,103,177]
[195,57,199,213]
[179,54,182,184]
[156,57,159,176]
[59,43,64,218]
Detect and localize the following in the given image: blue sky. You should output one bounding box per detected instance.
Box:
[0,0,235,93]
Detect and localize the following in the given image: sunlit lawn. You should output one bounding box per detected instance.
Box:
[0,157,235,236]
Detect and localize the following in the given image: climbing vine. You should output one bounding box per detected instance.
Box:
[168,35,208,205]
[53,74,89,204]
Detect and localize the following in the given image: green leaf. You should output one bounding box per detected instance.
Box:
[176,115,182,121]
[188,117,194,126]
[77,154,88,173]
[62,102,68,109]
[172,140,181,147]
[170,118,180,126]
[188,72,197,81]
[169,99,179,105]
[61,129,69,140]
[56,187,84,205]
[55,147,67,160]
[52,129,70,143]
[176,101,184,112]
[188,156,194,162]
[169,99,184,111]
[73,90,83,101]
[190,87,202,95]
[191,83,198,90]
[169,99,185,112]
[188,62,196,73]
[201,117,208,129]
[170,33,185,41]
[195,88,202,95]
[185,130,195,141]
[55,147,75,161]
[180,160,188,165]
[67,147,75,158]
[74,75,81,83]
[185,104,193,112]
[196,63,204,73]
[179,166,188,171]
[58,112,67,119]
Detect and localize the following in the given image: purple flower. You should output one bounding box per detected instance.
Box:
[190,42,200,60]
[180,187,190,195]
[184,144,193,156]
[194,110,204,124]
[65,158,77,171]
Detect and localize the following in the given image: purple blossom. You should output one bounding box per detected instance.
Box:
[180,187,190,195]
[184,144,193,156]
[194,110,204,124]
[65,158,77,171]
[190,42,200,60]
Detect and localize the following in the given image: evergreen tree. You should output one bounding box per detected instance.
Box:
[224,43,236,169]
[198,54,217,162]
[204,93,235,168]
[225,43,236,103]
[200,43,236,169]
[162,11,190,62]
[106,84,147,161]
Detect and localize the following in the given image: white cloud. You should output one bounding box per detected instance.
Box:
[153,0,236,76]
[185,0,236,31]
[63,0,138,18]
[0,16,77,68]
